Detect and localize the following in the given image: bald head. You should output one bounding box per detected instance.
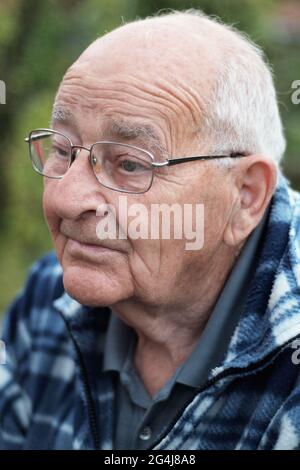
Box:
[76,12,223,76]
[69,12,248,114]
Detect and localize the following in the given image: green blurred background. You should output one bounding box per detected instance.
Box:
[0,0,299,314]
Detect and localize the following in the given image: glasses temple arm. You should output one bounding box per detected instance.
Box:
[152,152,247,167]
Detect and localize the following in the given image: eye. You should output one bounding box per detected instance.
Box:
[120,159,143,172]
[51,142,69,158]
[116,154,151,174]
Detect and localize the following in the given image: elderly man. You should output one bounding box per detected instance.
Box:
[1,10,300,450]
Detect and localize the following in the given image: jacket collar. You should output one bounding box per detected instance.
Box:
[211,174,300,376]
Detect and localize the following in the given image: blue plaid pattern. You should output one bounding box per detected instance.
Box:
[1,173,300,450]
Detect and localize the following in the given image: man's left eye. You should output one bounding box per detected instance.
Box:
[120,159,145,173]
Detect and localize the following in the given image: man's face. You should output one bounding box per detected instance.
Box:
[43,23,235,312]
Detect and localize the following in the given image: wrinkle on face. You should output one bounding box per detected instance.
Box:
[54,71,205,157]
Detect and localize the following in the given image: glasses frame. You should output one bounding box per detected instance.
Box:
[25,128,248,194]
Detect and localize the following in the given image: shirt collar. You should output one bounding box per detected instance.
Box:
[103,310,135,372]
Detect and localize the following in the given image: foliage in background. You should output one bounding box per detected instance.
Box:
[0,0,299,312]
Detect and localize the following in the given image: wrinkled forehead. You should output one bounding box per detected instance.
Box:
[51,100,168,157]
[53,73,205,158]
[52,18,222,154]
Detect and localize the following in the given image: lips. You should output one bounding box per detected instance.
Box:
[59,217,129,264]
[60,219,124,249]
[65,238,121,263]
[67,237,119,251]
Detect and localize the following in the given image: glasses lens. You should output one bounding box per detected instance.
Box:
[29,130,71,178]
[91,143,154,193]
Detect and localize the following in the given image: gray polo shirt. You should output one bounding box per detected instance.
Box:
[103,209,269,450]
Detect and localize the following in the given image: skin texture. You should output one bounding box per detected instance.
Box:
[43,15,277,395]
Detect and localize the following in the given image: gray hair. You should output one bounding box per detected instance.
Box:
[143,9,286,172]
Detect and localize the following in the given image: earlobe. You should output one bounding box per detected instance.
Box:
[223,156,277,247]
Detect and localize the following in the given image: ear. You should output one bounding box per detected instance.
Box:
[224,156,277,247]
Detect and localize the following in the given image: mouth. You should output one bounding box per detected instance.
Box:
[65,237,122,262]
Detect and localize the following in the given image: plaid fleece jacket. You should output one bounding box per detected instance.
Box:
[1,173,300,450]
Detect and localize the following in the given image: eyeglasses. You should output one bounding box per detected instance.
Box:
[25,128,247,194]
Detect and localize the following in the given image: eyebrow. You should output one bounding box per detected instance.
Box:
[109,120,166,155]
[51,108,167,156]
[51,108,75,127]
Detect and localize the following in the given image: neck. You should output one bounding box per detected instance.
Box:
[113,245,239,397]
[132,322,204,396]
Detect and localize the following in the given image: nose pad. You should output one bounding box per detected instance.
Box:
[68,146,102,184]
[91,154,101,176]
[70,148,81,165]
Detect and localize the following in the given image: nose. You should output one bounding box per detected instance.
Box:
[44,146,108,221]
[70,145,90,165]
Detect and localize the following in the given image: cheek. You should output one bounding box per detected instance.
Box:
[201,179,233,243]
[62,255,134,306]
[204,205,225,244]
[43,183,60,234]
[130,238,161,265]
[128,237,186,290]
[42,183,66,262]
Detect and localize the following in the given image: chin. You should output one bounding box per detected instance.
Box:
[62,264,132,307]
